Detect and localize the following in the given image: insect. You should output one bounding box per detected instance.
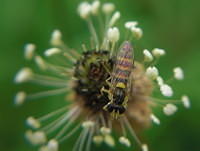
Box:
[101,41,134,118]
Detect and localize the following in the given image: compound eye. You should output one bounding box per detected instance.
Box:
[118,106,126,114]
[106,104,114,113]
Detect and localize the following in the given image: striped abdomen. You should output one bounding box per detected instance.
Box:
[112,41,134,85]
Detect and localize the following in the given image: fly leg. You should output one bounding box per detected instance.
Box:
[100,86,110,95]
[102,63,112,75]
[100,76,112,96]
[100,86,113,101]
[101,76,114,99]
[122,96,128,108]
[105,76,112,87]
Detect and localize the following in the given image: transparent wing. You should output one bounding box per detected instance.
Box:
[110,41,134,90]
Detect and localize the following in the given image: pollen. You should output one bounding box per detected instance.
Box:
[146,66,159,80]
[14,91,26,106]
[24,43,36,60]
[100,127,111,135]
[143,49,154,62]
[163,104,178,116]
[173,67,184,80]
[102,3,115,14]
[181,95,190,108]
[15,67,33,83]
[26,116,41,129]
[119,136,131,147]
[44,48,61,57]
[50,29,62,46]
[93,135,103,145]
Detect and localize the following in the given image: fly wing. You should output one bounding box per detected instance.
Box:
[111,41,134,89]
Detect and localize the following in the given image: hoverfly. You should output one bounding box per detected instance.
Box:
[101,41,134,118]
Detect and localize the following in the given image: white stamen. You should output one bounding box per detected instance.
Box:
[86,126,94,151]
[15,68,33,83]
[47,139,59,151]
[39,146,48,151]
[27,116,41,129]
[25,130,47,145]
[181,95,190,108]
[82,121,94,128]
[131,27,143,39]
[119,136,131,147]
[44,48,61,57]
[102,3,115,14]
[43,107,78,135]
[14,91,26,106]
[50,30,62,46]
[27,88,69,100]
[25,130,33,143]
[59,123,81,143]
[143,49,153,62]
[173,67,184,80]
[38,106,68,122]
[123,117,142,148]
[76,128,89,151]
[160,84,173,97]
[104,135,115,147]
[91,0,100,15]
[78,2,91,19]
[125,21,138,29]
[163,104,177,116]
[100,127,111,135]
[93,135,103,145]
[72,129,85,151]
[63,52,76,63]
[156,76,164,86]
[35,56,47,70]
[54,112,79,140]
[146,66,159,80]
[150,114,160,125]
[24,44,36,60]
[107,27,120,43]
[152,48,166,57]
[142,144,148,151]
[109,11,120,27]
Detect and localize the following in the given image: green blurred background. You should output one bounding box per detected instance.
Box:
[0,0,200,151]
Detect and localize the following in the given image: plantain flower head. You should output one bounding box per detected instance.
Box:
[14,1,190,151]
